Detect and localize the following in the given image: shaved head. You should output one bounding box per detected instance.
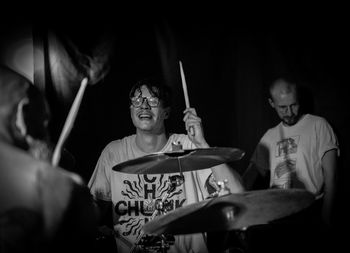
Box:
[269,78,298,102]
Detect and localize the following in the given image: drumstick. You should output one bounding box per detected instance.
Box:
[52,77,89,167]
[179,60,194,136]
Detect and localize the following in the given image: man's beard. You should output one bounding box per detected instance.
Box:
[282,115,298,126]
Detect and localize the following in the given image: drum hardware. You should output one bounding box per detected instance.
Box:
[115,146,245,252]
[207,179,231,199]
[143,189,316,235]
[135,234,175,253]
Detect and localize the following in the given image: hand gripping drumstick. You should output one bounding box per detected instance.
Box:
[179,60,195,137]
[51,77,89,167]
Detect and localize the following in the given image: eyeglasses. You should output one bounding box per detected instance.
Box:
[130,96,160,108]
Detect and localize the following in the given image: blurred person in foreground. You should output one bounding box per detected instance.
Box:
[0,65,98,253]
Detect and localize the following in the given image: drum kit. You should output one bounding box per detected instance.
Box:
[112,146,316,253]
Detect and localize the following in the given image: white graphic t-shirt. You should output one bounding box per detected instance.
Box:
[251,114,339,196]
[89,134,213,253]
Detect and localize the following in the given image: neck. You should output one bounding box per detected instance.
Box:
[135,129,168,153]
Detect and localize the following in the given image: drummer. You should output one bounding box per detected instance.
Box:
[88,77,244,253]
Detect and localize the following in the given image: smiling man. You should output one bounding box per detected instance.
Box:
[88,78,244,253]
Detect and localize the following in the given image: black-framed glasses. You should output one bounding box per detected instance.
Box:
[131,96,160,108]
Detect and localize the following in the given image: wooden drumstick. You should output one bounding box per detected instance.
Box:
[179,60,194,136]
[52,77,89,167]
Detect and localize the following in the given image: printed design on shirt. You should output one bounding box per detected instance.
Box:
[114,174,186,240]
[272,136,299,189]
[275,136,299,158]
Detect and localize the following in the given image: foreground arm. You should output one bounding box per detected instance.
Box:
[321,149,337,227]
[211,163,244,193]
[242,162,261,190]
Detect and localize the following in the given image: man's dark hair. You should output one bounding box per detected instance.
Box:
[129,77,172,108]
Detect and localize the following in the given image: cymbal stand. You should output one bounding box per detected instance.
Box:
[130,173,184,253]
[207,179,231,199]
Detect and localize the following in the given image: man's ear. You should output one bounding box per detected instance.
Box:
[15,97,29,137]
[163,108,170,119]
[268,98,275,109]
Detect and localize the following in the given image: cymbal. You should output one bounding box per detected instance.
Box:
[142,189,315,235]
[112,147,245,174]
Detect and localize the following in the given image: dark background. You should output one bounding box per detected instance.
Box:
[1,11,349,236]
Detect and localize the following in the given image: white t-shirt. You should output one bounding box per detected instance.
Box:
[251,114,339,196]
[89,133,213,253]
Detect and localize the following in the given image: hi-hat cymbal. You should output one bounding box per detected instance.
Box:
[142,189,315,235]
[112,147,245,174]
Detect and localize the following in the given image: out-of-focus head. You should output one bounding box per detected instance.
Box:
[129,78,172,133]
[0,65,50,150]
[268,76,301,126]
[0,65,28,113]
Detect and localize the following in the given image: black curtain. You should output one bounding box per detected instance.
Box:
[1,10,348,250]
[3,14,346,238]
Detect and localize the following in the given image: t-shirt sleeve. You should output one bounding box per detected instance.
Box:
[317,118,340,159]
[88,146,114,201]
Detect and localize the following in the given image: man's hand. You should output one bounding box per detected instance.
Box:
[183,107,209,148]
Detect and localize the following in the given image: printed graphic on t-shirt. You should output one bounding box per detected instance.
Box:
[275,136,299,158]
[272,136,299,189]
[114,174,186,245]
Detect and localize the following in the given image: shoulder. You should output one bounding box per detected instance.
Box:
[102,135,135,153]
[305,114,326,123]
[38,164,95,212]
[304,114,334,129]
[262,123,280,140]
[37,165,98,250]
[39,163,84,191]
[96,135,138,167]
[305,114,328,124]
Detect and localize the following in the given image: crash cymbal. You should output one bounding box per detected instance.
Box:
[142,189,315,235]
[112,147,245,174]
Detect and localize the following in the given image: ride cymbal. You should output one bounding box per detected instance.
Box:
[112,147,245,174]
